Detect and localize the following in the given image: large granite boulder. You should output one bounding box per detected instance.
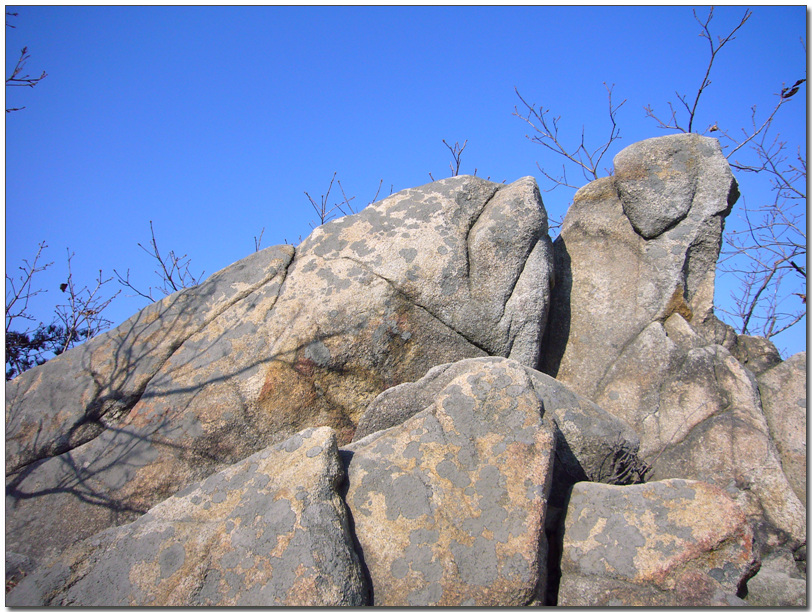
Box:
[595,314,806,549]
[541,133,738,399]
[351,356,644,605]
[342,357,556,606]
[6,175,555,570]
[354,356,642,504]
[757,351,807,505]
[558,479,758,606]
[7,427,367,606]
[539,133,804,551]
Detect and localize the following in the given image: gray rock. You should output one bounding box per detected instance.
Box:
[6,244,295,477]
[745,549,807,606]
[757,352,807,505]
[6,175,555,570]
[558,479,758,606]
[730,334,783,376]
[343,357,556,606]
[353,356,643,504]
[7,427,367,606]
[614,133,738,239]
[541,133,738,400]
[596,314,806,549]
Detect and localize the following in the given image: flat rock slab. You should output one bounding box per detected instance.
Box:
[558,478,758,606]
[7,427,367,606]
[343,357,556,606]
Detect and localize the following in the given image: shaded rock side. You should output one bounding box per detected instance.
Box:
[6,427,367,606]
[558,479,758,607]
[744,548,807,606]
[6,175,554,569]
[342,357,556,606]
[541,133,738,399]
[757,351,807,505]
[596,314,806,549]
[5,244,295,477]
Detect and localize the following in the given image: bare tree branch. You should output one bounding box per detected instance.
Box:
[644,8,752,134]
[514,82,626,188]
[114,221,204,302]
[443,139,468,176]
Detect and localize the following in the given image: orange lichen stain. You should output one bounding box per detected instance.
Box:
[663,286,693,321]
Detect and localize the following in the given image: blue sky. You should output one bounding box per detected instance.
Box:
[5,5,807,358]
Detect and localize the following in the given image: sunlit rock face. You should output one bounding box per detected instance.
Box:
[6,174,554,570]
[5,134,806,607]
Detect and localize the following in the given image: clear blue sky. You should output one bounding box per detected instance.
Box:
[5,6,807,357]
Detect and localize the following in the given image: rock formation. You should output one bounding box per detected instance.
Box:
[6,175,553,569]
[6,134,806,606]
[558,479,757,606]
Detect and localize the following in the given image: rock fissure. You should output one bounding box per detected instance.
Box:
[335,255,494,356]
[5,137,805,607]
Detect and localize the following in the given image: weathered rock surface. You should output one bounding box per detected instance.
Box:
[6,175,554,569]
[757,351,807,505]
[744,548,807,606]
[558,479,758,606]
[595,314,806,549]
[542,133,738,399]
[7,427,367,606]
[539,132,805,557]
[343,357,556,606]
[5,134,806,607]
[354,356,642,499]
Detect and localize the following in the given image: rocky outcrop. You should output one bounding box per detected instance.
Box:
[757,351,807,505]
[595,314,805,548]
[558,479,757,606]
[7,427,366,606]
[6,175,554,569]
[542,133,738,398]
[541,133,805,556]
[343,358,557,606]
[5,134,806,606]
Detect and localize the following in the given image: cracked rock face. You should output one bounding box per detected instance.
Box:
[541,133,738,400]
[558,479,757,606]
[343,357,556,606]
[6,427,367,606]
[6,175,554,571]
[595,314,806,549]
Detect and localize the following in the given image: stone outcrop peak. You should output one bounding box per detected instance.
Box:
[6,134,805,606]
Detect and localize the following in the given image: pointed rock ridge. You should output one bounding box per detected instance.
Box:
[541,133,738,399]
[6,427,367,606]
[342,357,556,606]
[6,175,554,573]
[558,479,758,606]
[595,314,806,549]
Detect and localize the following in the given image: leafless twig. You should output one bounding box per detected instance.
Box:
[514,82,626,188]
[644,8,752,134]
[114,221,204,302]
